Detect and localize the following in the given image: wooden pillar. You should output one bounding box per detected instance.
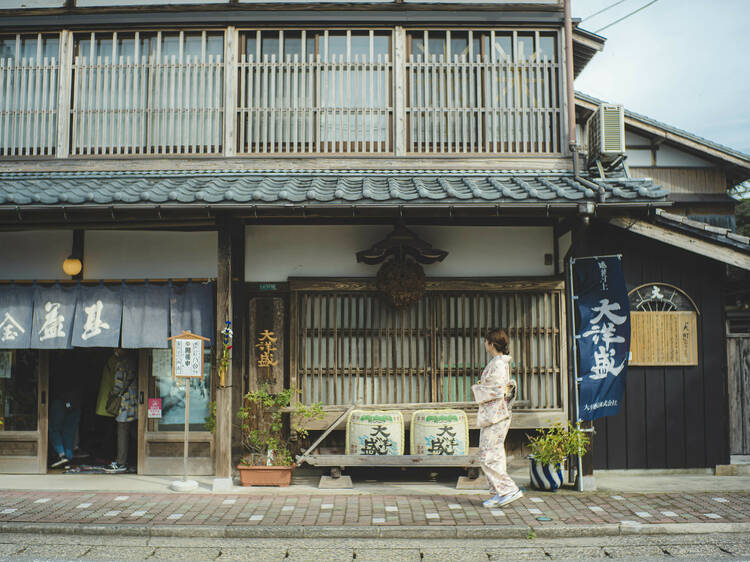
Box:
[55,30,73,159]
[214,218,233,478]
[393,26,406,156]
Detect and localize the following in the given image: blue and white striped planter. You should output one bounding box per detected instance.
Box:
[529,457,564,491]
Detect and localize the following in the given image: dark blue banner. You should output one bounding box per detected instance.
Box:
[0,286,33,349]
[71,286,122,348]
[573,256,630,421]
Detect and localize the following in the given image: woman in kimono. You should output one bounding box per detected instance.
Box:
[472,329,522,508]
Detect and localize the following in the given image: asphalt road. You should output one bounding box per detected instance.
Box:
[0,532,749,561]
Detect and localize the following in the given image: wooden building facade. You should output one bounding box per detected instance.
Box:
[0,0,749,479]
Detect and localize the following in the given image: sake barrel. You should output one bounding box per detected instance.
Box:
[410,409,469,456]
[346,410,404,456]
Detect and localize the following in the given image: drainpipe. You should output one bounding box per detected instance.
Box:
[565,0,607,203]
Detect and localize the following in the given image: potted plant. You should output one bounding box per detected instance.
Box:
[526,422,590,491]
[237,386,324,486]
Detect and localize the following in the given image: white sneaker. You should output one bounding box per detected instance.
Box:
[482,495,501,508]
[497,489,523,507]
[50,455,70,468]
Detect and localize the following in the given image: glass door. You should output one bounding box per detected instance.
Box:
[138,349,214,475]
[0,351,48,473]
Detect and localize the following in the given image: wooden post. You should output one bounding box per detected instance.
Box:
[393,26,406,156]
[136,349,149,476]
[223,27,238,157]
[55,30,73,159]
[37,352,49,474]
[215,218,233,479]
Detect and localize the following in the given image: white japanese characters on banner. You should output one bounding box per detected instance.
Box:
[573,256,631,422]
[72,286,123,348]
[31,286,76,349]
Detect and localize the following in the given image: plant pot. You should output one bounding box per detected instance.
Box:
[237,464,294,487]
[529,457,564,491]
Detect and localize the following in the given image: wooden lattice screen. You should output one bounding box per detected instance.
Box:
[290,280,566,412]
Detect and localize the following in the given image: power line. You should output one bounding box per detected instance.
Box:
[594,0,660,33]
[581,0,631,23]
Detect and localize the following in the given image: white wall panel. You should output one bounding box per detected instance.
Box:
[245,225,553,281]
[625,131,650,145]
[625,148,652,167]
[84,231,217,280]
[0,231,72,280]
[656,144,713,167]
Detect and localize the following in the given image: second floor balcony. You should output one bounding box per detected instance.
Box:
[0,27,567,160]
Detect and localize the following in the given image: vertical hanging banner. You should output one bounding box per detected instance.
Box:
[573,256,631,421]
[31,285,77,349]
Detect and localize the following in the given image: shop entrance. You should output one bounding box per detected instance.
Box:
[47,349,139,474]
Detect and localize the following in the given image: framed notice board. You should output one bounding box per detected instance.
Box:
[628,284,699,366]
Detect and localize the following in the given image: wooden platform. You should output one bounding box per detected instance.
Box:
[298,454,480,468]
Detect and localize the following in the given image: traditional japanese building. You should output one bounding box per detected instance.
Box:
[0,0,748,482]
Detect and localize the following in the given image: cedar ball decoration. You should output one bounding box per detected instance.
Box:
[376,256,426,309]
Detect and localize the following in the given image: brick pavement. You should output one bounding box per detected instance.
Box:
[1,490,749,531]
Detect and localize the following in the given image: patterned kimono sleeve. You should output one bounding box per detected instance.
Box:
[472,359,507,404]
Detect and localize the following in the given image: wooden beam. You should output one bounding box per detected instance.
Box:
[289,277,565,293]
[297,408,566,431]
[0,156,574,174]
[609,217,750,271]
[300,454,481,468]
[214,217,233,479]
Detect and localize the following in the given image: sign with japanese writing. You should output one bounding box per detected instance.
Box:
[573,256,631,422]
[0,286,33,349]
[31,286,76,349]
[172,335,205,379]
[148,398,163,418]
[72,286,122,348]
[249,297,284,392]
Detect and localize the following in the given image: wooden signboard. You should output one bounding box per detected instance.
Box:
[166,330,210,484]
[629,311,698,366]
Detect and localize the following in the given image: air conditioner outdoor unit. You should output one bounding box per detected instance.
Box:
[587,104,625,164]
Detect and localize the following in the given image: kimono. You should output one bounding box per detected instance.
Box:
[471,354,519,497]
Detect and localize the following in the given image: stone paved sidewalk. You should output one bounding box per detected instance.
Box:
[1,490,749,536]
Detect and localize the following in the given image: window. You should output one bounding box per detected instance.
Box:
[237,29,392,153]
[71,31,224,155]
[0,34,59,157]
[405,29,561,154]
[292,286,564,410]
[149,348,212,432]
[0,351,38,431]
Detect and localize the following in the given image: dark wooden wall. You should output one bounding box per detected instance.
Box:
[582,221,728,469]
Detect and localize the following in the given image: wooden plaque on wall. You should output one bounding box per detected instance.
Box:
[249,297,285,393]
[629,311,698,366]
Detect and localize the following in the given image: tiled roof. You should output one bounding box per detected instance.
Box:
[0,170,668,206]
[576,91,750,166]
[654,208,750,253]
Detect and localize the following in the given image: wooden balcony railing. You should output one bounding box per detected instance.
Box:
[0,27,568,159]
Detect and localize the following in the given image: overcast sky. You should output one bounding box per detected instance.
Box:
[573,0,750,155]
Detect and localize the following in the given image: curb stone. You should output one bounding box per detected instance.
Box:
[3,521,750,539]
